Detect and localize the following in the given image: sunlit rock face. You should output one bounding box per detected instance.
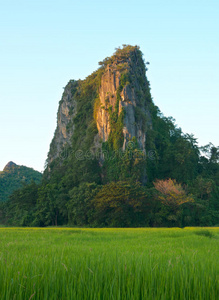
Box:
[96,48,152,151]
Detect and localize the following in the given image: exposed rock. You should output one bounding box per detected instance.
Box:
[96,64,121,142]
[47,80,77,164]
[47,46,152,172]
[96,49,152,152]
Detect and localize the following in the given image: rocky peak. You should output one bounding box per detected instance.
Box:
[46,45,152,168]
[3,161,17,172]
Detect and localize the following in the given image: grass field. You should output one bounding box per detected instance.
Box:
[0,227,218,300]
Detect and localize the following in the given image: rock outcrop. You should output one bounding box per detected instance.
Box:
[96,49,152,151]
[3,161,17,172]
[47,45,152,168]
[47,80,78,163]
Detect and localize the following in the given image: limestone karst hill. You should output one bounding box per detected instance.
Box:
[46,45,155,184]
[1,45,218,227]
[0,162,42,202]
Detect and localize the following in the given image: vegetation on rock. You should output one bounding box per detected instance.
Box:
[0,45,218,227]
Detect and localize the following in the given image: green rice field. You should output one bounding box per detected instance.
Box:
[0,227,218,299]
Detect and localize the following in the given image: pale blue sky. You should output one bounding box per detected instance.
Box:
[0,0,218,172]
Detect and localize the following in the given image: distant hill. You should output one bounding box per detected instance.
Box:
[0,161,42,202]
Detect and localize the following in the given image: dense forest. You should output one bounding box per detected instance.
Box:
[1,46,218,227]
[0,162,42,202]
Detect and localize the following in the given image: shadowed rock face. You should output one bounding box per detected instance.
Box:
[47,80,77,164]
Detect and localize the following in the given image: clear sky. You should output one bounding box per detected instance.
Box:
[0,0,218,172]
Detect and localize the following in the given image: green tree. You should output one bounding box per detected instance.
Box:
[2,181,39,226]
[67,182,99,226]
[92,181,154,227]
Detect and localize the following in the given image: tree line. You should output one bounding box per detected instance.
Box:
[0,116,218,227]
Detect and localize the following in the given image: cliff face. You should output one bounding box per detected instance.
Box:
[47,80,78,163]
[96,49,152,151]
[47,46,152,171]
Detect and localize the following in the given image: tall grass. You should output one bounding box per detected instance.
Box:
[0,227,218,299]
